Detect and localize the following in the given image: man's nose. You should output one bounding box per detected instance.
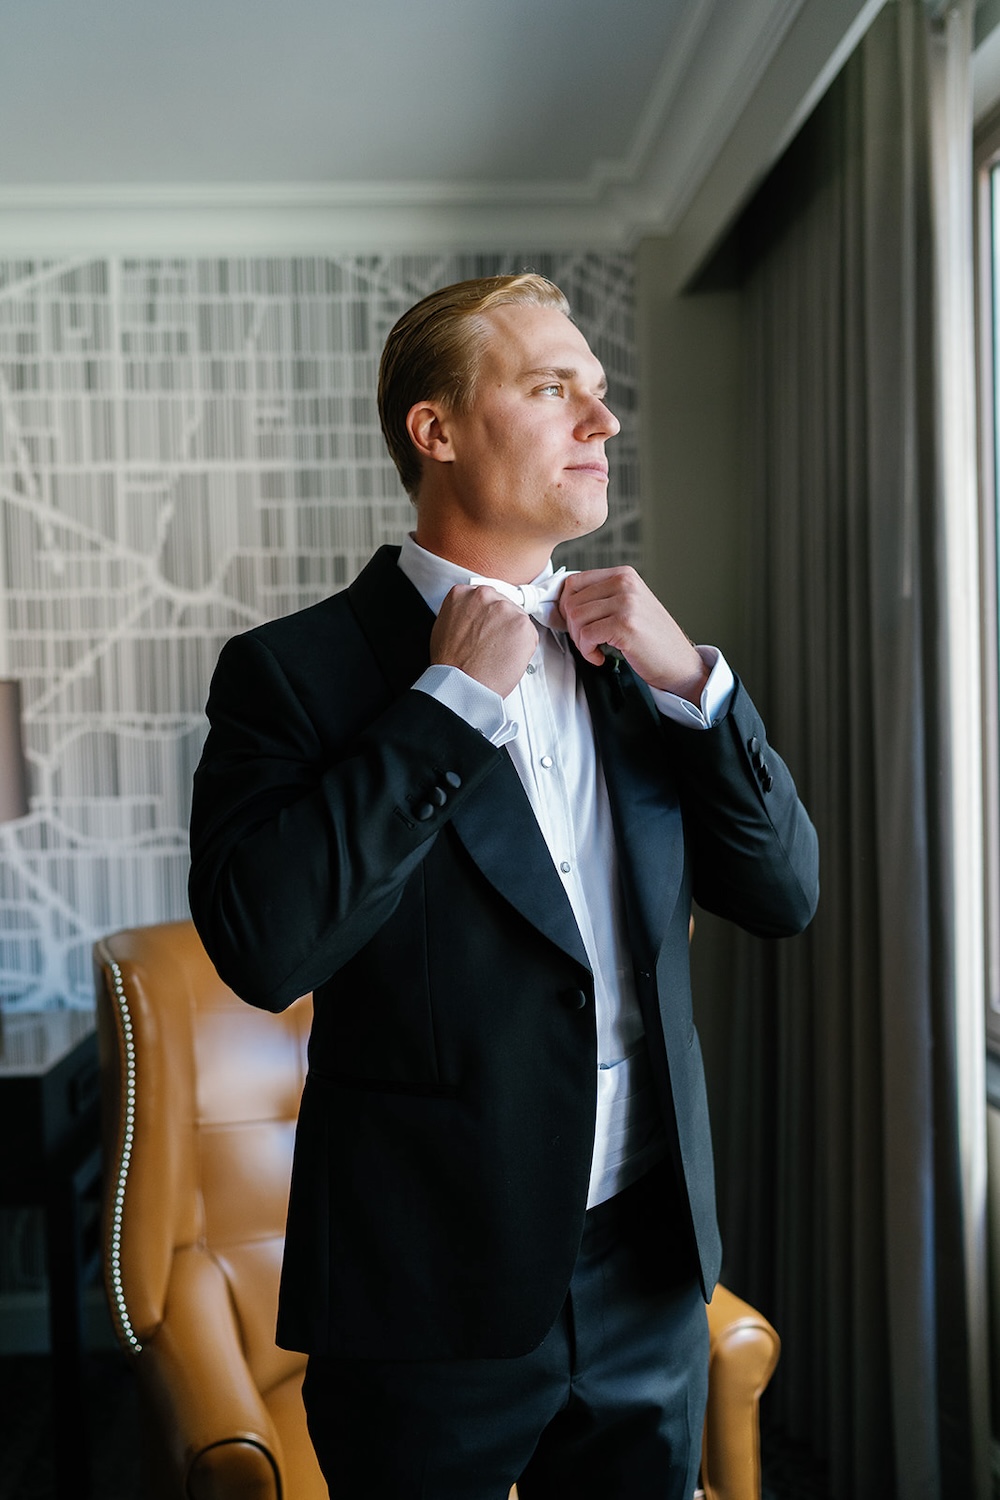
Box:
[579,396,620,439]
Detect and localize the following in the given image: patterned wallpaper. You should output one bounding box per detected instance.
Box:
[0,251,638,1008]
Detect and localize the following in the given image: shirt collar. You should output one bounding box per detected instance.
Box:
[398,532,556,618]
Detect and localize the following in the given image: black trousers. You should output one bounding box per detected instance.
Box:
[302,1164,709,1500]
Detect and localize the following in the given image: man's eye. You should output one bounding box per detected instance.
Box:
[537,384,561,396]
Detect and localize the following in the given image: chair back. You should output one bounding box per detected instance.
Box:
[95,918,311,1394]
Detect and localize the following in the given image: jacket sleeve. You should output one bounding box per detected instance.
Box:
[660,677,819,937]
[188,628,501,1011]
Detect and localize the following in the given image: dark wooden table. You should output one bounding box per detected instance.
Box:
[0,1009,101,1500]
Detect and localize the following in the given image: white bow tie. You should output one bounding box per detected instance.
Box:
[467,567,571,629]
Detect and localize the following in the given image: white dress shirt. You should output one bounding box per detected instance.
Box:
[398,533,735,1206]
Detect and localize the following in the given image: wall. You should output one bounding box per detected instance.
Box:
[635,236,747,1198]
[0,250,638,1012]
[0,246,640,1343]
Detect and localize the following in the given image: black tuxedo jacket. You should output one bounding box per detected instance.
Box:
[189,545,818,1360]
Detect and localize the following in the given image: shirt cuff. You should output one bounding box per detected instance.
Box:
[648,646,735,729]
[413,665,519,746]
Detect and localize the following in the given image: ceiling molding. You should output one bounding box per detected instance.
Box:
[0,199,634,256]
[637,0,887,292]
[625,0,808,237]
[584,0,720,195]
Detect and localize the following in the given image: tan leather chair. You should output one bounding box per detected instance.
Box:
[95,919,779,1500]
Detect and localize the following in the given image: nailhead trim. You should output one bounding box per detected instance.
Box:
[105,959,142,1353]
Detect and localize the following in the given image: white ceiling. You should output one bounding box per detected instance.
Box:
[0,0,885,263]
[4,0,688,186]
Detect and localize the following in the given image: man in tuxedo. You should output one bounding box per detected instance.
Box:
[189,273,818,1499]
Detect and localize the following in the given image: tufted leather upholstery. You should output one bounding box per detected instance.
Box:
[95,919,324,1500]
[95,918,778,1500]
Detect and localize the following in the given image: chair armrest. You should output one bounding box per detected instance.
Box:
[701,1284,781,1500]
[136,1246,286,1500]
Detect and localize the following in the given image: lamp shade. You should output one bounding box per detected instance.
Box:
[0,680,29,825]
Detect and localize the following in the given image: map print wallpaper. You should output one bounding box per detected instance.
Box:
[0,251,638,1008]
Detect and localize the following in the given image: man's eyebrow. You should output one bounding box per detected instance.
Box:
[521,365,609,394]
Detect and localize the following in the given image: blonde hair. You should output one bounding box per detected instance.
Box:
[377,273,571,497]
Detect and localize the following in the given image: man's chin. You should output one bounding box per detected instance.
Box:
[568,500,609,540]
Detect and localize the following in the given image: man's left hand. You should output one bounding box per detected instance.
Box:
[558,567,710,705]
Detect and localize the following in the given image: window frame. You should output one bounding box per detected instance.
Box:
[974,102,1000,1059]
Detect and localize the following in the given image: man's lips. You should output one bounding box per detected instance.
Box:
[565,462,609,478]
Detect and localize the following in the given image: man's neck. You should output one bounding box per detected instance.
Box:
[412,523,552,586]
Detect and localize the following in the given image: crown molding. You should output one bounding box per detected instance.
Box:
[633,0,808,236]
[0,194,633,255]
[0,0,878,259]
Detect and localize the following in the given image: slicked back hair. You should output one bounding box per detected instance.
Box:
[377,273,571,498]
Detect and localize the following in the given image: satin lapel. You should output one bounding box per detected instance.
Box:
[449,760,592,974]
[347,547,591,974]
[577,653,685,962]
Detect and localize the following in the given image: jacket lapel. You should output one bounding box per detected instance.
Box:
[346,548,592,973]
[577,653,686,964]
[448,761,592,974]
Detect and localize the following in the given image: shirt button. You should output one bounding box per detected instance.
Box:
[525,663,537,675]
[540,755,554,769]
[559,861,571,874]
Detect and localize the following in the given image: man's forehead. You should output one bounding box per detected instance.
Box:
[478,303,604,378]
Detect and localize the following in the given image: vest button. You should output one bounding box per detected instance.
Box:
[560,989,588,1010]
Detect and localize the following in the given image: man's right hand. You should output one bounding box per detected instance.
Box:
[429,584,539,699]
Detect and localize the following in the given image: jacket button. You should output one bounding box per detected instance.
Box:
[430,785,447,806]
[748,736,760,756]
[762,772,773,793]
[560,989,588,1010]
[444,770,462,789]
[415,803,435,821]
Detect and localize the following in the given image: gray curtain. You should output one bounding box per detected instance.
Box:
[720,3,990,1495]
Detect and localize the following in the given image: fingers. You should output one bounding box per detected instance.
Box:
[429,585,539,698]
[427,568,708,703]
[560,567,708,700]
[559,567,649,663]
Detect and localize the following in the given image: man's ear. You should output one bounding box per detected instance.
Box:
[405,401,455,465]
